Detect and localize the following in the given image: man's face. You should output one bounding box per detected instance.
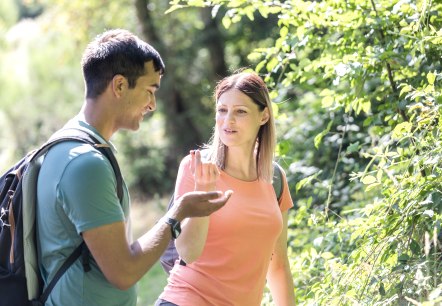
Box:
[120,61,161,131]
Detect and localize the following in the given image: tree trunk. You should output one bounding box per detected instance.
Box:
[200,7,228,79]
[134,0,204,176]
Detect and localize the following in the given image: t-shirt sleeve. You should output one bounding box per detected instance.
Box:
[174,154,195,202]
[56,150,124,234]
[278,167,294,212]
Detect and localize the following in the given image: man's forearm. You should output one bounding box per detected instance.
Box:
[130,218,174,277]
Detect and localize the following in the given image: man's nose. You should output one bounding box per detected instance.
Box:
[148,95,156,111]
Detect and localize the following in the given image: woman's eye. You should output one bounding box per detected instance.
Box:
[217,108,227,113]
[237,109,247,114]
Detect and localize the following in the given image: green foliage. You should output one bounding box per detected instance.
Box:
[116,113,174,195]
[2,0,442,303]
[136,262,167,306]
[171,0,442,304]
[0,18,82,161]
[0,0,19,28]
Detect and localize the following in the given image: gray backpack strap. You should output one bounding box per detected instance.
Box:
[272,162,284,204]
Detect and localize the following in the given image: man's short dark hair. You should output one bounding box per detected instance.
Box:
[81,29,165,98]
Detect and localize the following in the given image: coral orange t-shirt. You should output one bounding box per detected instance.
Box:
[159,155,293,306]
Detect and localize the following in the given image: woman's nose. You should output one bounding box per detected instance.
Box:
[226,110,235,122]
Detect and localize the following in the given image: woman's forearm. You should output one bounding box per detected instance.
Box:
[175,216,210,263]
[267,259,296,306]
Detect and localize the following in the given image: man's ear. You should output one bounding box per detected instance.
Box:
[112,74,127,98]
[260,107,270,125]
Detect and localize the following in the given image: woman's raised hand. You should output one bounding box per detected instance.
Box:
[190,150,219,192]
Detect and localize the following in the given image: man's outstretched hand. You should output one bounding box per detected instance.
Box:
[168,190,233,221]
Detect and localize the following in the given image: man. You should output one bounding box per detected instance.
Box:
[36,29,232,306]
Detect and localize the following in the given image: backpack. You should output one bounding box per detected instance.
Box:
[0,127,123,306]
[159,160,284,274]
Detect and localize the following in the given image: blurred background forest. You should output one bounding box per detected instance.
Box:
[1,0,442,305]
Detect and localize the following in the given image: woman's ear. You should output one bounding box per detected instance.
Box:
[260,107,270,125]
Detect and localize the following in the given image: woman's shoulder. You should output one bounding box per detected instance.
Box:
[178,154,193,172]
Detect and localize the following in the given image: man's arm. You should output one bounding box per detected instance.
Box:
[82,190,232,290]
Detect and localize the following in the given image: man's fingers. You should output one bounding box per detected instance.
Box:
[189,190,223,200]
[208,190,233,205]
[175,190,233,219]
[183,190,232,202]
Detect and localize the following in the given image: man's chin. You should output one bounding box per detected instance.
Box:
[121,124,140,132]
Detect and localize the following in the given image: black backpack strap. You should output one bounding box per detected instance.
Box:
[31,128,124,303]
[272,162,284,204]
[35,242,85,305]
[94,144,124,204]
[35,128,124,204]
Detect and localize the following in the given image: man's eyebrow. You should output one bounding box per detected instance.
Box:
[148,83,160,90]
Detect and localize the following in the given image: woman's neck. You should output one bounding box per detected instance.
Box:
[224,146,258,181]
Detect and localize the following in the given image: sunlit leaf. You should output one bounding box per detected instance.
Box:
[321,252,334,259]
[314,121,333,149]
[361,175,377,185]
[280,26,288,38]
[222,16,232,28]
[296,171,321,192]
[392,122,412,140]
[427,71,435,85]
[266,57,279,72]
[399,84,412,97]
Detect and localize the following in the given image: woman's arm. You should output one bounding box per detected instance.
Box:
[175,150,220,263]
[266,211,296,306]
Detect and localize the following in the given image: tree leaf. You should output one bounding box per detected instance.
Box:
[314,121,333,149]
[427,71,435,85]
[392,122,412,140]
[321,252,334,259]
[361,175,377,185]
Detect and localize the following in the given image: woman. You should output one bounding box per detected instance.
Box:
[156,71,295,305]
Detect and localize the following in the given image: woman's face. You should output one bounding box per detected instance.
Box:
[216,88,269,149]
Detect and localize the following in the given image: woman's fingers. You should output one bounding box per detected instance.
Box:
[200,162,219,182]
[191,150,219,190]
[190,150,195,174]
[195,150,202,174]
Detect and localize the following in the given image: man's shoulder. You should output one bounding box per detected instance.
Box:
[45,140,101,164]
[40,141,110,183]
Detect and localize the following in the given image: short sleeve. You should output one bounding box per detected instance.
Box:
[57,149,124,234]
[278,167,294,212]
[174,154,195,201]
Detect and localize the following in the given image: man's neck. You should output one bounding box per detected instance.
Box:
[79,100,115,141]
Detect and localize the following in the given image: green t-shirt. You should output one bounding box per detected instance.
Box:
[36,118,136,306]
